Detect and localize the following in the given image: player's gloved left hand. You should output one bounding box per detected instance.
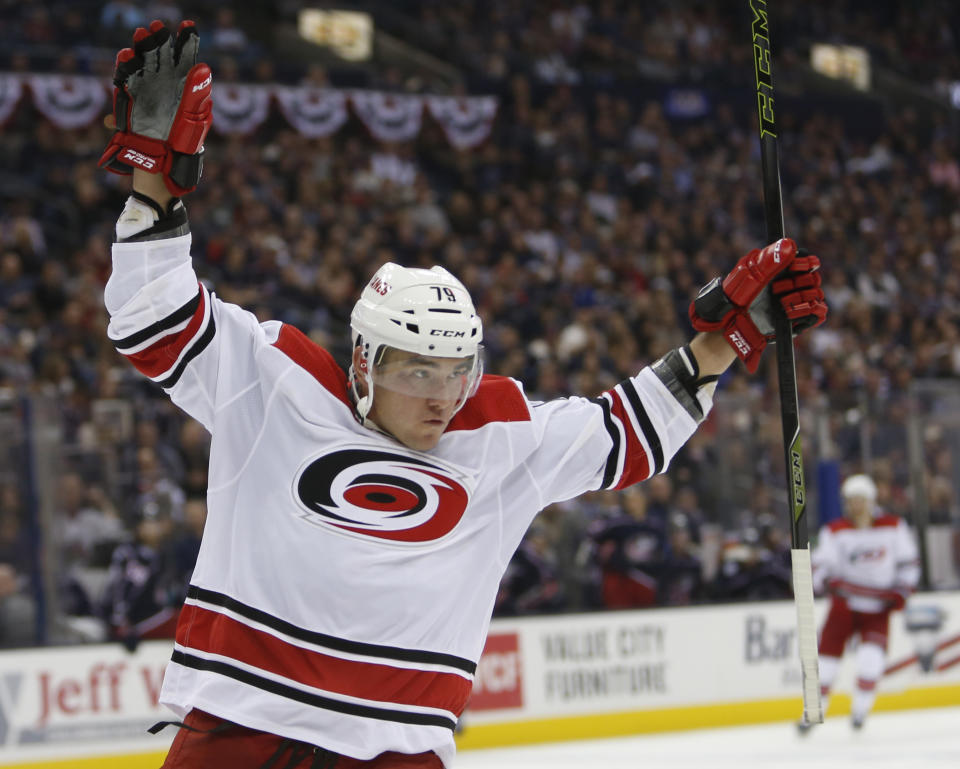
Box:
[99,20,212,197]
[689,238,828,372]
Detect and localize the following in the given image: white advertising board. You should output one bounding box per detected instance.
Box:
[464,592,960,726]
[0,593,957,765]
[0,641,174,765]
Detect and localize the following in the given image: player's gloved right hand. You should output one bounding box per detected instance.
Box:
[824,577,851,609]
[689,238,828,372]
[885,587,909,611]
[825,577,844,597]
[99,20,212,197]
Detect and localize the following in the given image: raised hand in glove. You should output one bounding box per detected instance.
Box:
[99,20,212,197]
[689,238,828,372]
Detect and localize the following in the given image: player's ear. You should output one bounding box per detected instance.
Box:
[352,346,368,374]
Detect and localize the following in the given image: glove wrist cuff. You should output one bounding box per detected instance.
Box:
[165,147,204,196]
[690,278,768,372]
[690,277,734,331]
[724,314,767,373]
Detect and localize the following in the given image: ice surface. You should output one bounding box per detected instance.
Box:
[453,706,960,769]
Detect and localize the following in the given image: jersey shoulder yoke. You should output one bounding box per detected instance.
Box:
[826,517,854,533]
[446,375,530,432]
[272,323,351,407]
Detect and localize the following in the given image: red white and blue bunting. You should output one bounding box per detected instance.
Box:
[273,86,349,138]
[426,96,499,151]
[210,83,273,136]
[0,73,497,149]
[349,90,423,144]
[0,73,24,125]
[27,74,108,130]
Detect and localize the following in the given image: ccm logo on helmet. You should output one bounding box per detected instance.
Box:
[294,448,470,543]
[430,329,465,337]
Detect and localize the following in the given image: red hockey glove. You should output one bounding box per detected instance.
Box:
[99,20,212,197]
[824,578,850,609]
[825,577,845,597]
[689,239,828,372]
[884,587,909,612]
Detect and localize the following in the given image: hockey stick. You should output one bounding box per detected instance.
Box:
[748,0,823,725]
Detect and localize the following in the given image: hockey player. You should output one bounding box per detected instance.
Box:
[800,474,921,734]
[99,21,827,769]
[587,486,667,609]
[99,503,182,650]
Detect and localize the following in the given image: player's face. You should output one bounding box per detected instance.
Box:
[366,349,475,451]
[844,495,873,527]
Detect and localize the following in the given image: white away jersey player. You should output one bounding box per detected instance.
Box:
[811,514,920,614]
[104,201,713,766]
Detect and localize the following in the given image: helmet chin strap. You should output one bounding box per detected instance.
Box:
[349,362,376,424]
[349,362,399,444]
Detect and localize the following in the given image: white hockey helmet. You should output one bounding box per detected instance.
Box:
[841,474,877,502]
[841,473,878,519]
[350,263,483,420]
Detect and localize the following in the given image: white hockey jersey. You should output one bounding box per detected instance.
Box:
[104,220,713,765]
[811,514,920,614]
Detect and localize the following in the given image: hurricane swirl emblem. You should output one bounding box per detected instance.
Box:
[295,449,470,543]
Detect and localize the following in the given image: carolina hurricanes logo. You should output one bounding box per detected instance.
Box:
[849,546,887,563]
[294,448,471,543]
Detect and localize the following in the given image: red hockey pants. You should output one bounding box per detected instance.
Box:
[160,709,445,769]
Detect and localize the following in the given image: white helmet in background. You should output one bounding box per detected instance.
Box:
[350,263,483,421]
[841,474,877,502]
[841,474,878,518]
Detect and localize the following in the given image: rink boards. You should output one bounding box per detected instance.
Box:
[458,591,960,748]
[0,593,957,767]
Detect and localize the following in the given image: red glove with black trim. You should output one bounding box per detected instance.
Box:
[884,587,910,612]
[825,577,845,598]
[689,238,828,372]
[824,577,850,610]
[99,20,212,197]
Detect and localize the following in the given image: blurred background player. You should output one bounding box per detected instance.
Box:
[584,485,666,609]
[800,474,921,733]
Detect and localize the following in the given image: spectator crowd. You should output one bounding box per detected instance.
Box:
[0,0,959,647]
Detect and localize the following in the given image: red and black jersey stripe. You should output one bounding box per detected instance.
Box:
[173,586,474,730]
[112,284,215,389]
[593,377,665,490]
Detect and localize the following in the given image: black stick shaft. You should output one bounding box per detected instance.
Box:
[749,0,809,549]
